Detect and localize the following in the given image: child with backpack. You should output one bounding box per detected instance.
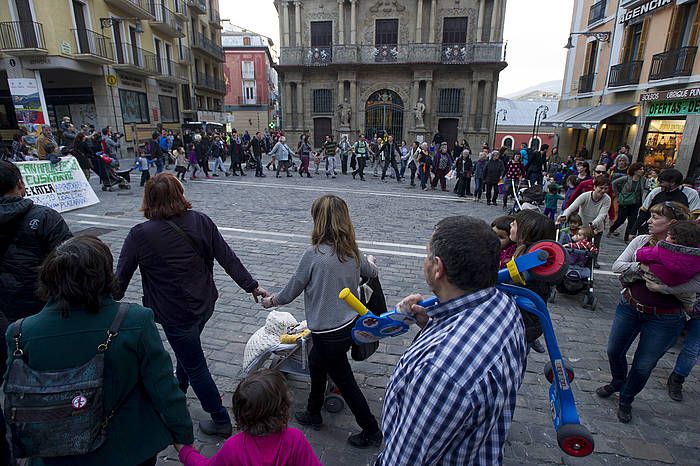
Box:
[178,369,321,466]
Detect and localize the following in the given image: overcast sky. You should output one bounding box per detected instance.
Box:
[222,0,574,96]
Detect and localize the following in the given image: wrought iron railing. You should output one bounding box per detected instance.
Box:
[71,28,114,60]
[196,72,226,92]
[177,44,191,62]
[104,0,155,17]
[187,0,206,13]
[151,3,181,33]
[608,61,643,87]
[578,73,595,93]
[649,46,697,81]
[192,32,224,61]
[279,42,504,66]
[0,21,46,50]
[115,42,158,73]
[588,0,607,25]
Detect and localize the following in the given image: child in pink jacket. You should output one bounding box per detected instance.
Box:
[178,369,322,466]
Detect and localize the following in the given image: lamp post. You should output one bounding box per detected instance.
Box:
[493,108,507,149]
[563,31,611,49]
[531,105,549,149]
[534,105,549,149]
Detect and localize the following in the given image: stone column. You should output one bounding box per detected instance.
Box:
[350,0,357,44]
[338,0,345,45]
[285,81,293,128]
[416,0,423,43]
[350,79,357,129]
[337,79,344,114]
[282,1,290,47]
[296,81,304,129]
[477,0,485,43]
[481,80,492,132]
[294,1,302,47]
[490,0,501,42]
[429,0,437,43]
[425,79,433,129]
[469,79,479,131]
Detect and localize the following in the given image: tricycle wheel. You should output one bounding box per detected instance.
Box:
[525,241,569,283]
[544,360,575,384]
[557,423,594,457]
[324,394,344,413]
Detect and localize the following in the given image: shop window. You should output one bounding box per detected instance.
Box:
[642,119,685,170]
[119,89,149,124]
[312,89,333,114]
[310,21,332,47]
[442,17,468,45]
[501,136,514,150]
[158,95,179,123]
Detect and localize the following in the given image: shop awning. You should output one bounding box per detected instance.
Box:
[542,103,637,129]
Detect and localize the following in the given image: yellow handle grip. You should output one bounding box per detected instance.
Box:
[339,288,369,316]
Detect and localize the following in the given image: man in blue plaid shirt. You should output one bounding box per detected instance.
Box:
[377,216,527,465]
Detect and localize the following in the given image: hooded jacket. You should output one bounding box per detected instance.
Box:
[0,196,72,321]
[636,241,700,287]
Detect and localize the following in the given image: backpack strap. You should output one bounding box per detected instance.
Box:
[12,318,25,357]
[98,303,129,353]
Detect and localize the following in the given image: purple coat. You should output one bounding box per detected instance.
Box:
[636,241,700,286]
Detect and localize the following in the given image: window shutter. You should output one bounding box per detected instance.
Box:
[665,6,682,50]
[689,4,700,46]
[637,17,650,60]
[619,25,631,63]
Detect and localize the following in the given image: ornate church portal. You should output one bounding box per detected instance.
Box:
[364,90,404,141]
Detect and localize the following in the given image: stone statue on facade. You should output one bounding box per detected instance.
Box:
[338,99,352,126]
[414,97,426,127]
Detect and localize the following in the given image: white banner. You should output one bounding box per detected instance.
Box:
[16,156,100,213]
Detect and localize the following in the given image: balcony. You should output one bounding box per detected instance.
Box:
[195,72,226,93]
[608,61,643,87]
[578,73,595,93]
[188,0,206,14]
[278,43,504,67]
[191,32,224,61]
[104,0,155,19]
[149,57,189,82]
[113,43,158,75]
[649,46,698,81]
[71,28,115,64]
[149,3,184,38]
[237,96,264,105]
[0,21,47,55]
[209,8,222,29]
[172,0,188,17]
[588,0,607,26]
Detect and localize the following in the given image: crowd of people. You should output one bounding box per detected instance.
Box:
[1,121,700,465]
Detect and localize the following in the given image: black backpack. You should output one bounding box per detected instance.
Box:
[5,304,129,458]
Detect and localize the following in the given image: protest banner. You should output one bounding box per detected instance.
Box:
[16,156,100,213]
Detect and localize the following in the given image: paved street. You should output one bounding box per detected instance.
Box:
[62,165,699,466]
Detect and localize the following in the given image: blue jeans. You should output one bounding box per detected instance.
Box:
[399,159,408,177]
[673,318,700,377]
[606,298,684,406]
[162,311,230,424]
[155,157,164,173]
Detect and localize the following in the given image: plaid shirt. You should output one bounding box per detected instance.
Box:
[378,288,526,465]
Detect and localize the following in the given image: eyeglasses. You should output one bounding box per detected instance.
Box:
[594,170,606,174]
[663,201,681,220]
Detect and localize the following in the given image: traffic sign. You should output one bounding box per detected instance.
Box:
[105,75,118,87]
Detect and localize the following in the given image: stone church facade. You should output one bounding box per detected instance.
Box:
[275,0,507,149]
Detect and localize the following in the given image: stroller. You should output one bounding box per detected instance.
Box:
[93,152,130,191]
[240,275,387,415]
[508,179,543,214]
[552,223,597,310]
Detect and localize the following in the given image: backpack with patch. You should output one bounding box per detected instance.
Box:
[5,303,129,458]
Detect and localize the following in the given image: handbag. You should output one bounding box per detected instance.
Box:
[617,179,640,206]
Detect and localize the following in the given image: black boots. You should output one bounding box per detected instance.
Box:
[667,372,685,402]
[617,404,632,423]
[294,410,323,430]
[595,384,618,398]
[347,429,383,448]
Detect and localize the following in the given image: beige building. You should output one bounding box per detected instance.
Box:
[0,0,225,153]
[549,0,700,180]
[275,0,507,149]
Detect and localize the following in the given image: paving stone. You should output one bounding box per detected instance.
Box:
[620,438,675,464]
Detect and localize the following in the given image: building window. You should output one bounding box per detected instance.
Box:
[442,17,468,44]
[158,95,179,122]
[243,81,256,104]
[438,88,462,114]
[311,21,332,46]
[501,136,514,150]
[313,89,333,113]
[620,18,648,62]
[119,89,149,124]
[242,61,255,80]
[375,19,398,46]
[243,36,251,46]
[667,1,700,50]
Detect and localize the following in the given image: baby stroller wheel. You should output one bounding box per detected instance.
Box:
[544,359,575,384]
[557,424,594,457]
[324,394,344,413]
[582,292,597,310]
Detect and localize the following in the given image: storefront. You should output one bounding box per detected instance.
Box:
[638,87,700,181]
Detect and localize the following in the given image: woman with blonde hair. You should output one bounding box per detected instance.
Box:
[262,195,382,448]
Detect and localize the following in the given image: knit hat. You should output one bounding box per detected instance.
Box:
[242,310,299,372]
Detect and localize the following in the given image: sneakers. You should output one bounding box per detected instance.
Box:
[199,420,232,437]
[294,410,323,430]
[595,384,618,398]
[347,429,383,448]
[617,404,632,423]
[667,372,685,402]
[530,339,546,354]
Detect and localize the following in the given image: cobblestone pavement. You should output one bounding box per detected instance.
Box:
[62,163,699,466]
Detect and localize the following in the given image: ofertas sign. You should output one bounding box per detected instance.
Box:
[647,98,700,116]
[619,0,673,24]
[16,156,100,213]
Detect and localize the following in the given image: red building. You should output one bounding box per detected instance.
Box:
[494,98,558,152]
[222,26,279,134]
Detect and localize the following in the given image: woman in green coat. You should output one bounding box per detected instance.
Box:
[4,236,193,466]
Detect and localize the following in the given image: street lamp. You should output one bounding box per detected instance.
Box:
[493,109,507,149]
[531,105,548,150]
[99,17,143,33]
[564,31,611,49]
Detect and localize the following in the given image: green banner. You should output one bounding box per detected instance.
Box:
[647,99,700,117]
